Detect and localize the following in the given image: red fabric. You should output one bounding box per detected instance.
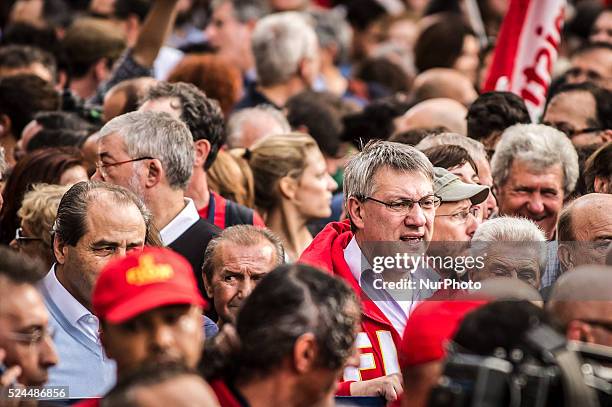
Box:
[210,379,243,407]
[197,191,265,229]
[92,247,205,323]
[299,221,403,393]
[399,300,484,368]
[73,399,100,407]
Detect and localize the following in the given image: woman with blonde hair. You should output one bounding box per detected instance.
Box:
[248,133,338,261]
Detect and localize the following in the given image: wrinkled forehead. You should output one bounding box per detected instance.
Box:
[371,166,434,195]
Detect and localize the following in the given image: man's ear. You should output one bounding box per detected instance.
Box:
[53,234,67,265]
[566,320,595,343]
[194,139,211,168]
[346,196,365,230]
[279,176,298,201]
[0,114,11,139]
[594,176,610,194]
[144,159,163,188]
[557,244,574,273]
[93,58,110,82]
[293,333,318,373]
[203,274,214,299]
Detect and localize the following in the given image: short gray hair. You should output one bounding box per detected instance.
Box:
[471,216,548,270]
[211,0,269,23]
[344,140,434,203]
[491,124,579,196]
[202,225,284,282]
[251,12,318,87]
[226,105,291,148]
[98,111,195,190]
[416,132,487,163]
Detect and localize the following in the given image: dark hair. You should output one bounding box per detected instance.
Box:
[113,0,151,21]
[342,95,411,148]
[564,0,604,41]
[467,91,531,142]
[27,129,88,152]
[33,110,96,133]
[570,143,600,199]
[422,144,478,175]
[0,147,84,244]
[584,142,612,194]
[453,301,549,356]
[0,74,60,138]
[342,0,386,31]
[202,264,359,382]
[355,57,412,96]
[414,14,475,73]
[572,41,612,58]
[0,44,57,81]
[286,90,345,158]
[389,127,448,146]
[142,82,225,169]
[102,361,198,407]
[0,245,45,285]
[547,82,612,131]
[54,180,159,247]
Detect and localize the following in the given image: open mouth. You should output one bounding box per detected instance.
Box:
[400,236,424,243]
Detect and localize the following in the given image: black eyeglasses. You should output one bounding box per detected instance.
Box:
[14,228,42,243]
[95,157,155,178]
[547,123,603,138]
[360,194,441,213]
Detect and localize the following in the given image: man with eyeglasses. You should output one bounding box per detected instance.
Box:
[300,140,438,402]
[0,247,58,390]
[542,82,612,149]
[93,110,220,297]
[547,265,612,348]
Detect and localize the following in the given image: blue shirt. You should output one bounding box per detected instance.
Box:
[39,266,116,398]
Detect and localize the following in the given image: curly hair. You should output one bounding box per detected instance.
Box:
[18,183,70,248]
[167,54,243,117]
[142,82,225,169]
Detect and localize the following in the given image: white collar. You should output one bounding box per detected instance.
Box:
[160,198,200,245]
[42,265,92,327]
[344,236,371,286]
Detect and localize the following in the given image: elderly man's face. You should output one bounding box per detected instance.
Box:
[351,167,435,249]
[566,49,612,90]
[470,245,542,289]
[101,304,203,377]
[543,90,609,148]
[433,199,480,242]
[54,197,147,308]
[0,281,58,386]
[496,160,564,240]
[204,241,278,325]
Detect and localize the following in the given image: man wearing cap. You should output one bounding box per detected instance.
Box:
[74,246,207,407]
[431,167,489,243]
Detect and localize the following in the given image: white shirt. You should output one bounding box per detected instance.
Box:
[344,237,415,336]
[160,198,200,245]
[41,265,100,343]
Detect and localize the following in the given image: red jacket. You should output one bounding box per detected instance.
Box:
[210,379,245,407]
[299,220,402,396]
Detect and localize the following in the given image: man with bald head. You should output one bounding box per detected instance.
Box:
[103,77,158,122]
[412,68,477,106]
[547,266,612,347]
[557,193,612,273]
[394,98,468,136]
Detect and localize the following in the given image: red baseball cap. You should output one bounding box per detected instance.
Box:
[400,300,485,368]
[93,247,206,323]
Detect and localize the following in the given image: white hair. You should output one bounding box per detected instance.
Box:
[471,216,548,270]
[226,105,291,148]
[416,132,487,163]
[98,111,195,190]
[491,124,579,195]
[251,12,319,87]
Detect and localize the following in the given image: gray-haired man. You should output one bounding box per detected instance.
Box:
[92,110,219,295]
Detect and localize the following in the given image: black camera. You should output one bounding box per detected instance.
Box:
[428,325,612,407]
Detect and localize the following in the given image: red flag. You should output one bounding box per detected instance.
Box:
[482,0,566,120]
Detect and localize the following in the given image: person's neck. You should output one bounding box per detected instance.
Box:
[185,166,210,210]
[257,79,307,108]
[320,63,348,96]
[55,264,92,312]
[146,187,188,231]
[70,76,98,100]
[0,135,16,168]
[265,205,312,261]
[236,372,302,407]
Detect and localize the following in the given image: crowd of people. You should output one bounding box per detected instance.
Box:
[0,0,612,406]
